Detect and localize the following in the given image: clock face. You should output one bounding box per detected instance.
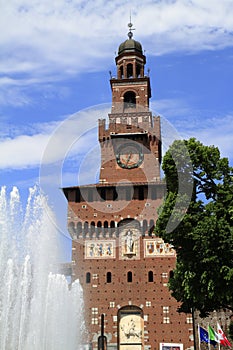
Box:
[116,143,144,169]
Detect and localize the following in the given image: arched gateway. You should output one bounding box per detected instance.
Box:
[118,306,144,350]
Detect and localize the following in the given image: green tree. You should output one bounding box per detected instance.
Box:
[229,320,233,343]
[155,138,233,316]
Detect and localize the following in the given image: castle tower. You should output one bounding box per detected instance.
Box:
[63,24,193,350]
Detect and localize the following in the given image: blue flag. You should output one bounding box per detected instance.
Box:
[199,326,209,343]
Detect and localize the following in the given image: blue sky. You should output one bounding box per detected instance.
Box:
[1,0,233,259]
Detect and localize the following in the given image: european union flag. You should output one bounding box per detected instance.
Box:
[199,326,209,343]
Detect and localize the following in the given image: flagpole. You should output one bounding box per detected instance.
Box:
[198,324,201,350]
[218,324,220,350]
[192,307,197,350]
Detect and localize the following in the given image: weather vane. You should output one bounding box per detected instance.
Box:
[128,12,135,39]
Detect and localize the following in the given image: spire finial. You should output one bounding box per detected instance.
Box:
[127,13,135,39]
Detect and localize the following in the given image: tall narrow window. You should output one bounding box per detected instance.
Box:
[151,187,157,200]
[97,221,102,236]
[127,63,133,78]
[77,222,82,235]
[84,221,88,234]
[136,64,141,77]
[148,271,154,282]
[90,221,95,235]
[88,189,93,202]
[86,272,91,283]
[106,272,112,283]
[149,219,154,235]
[104,221,108,237]
[75,189,81,202]
[113,186,118,200]
[127,271,132,282]
[100,188,106,201]
[142,220,147,235]
[139,186,144,200]
[125,187,131,201]
[119,65,123,78]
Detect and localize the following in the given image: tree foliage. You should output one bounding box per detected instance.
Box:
[229,320,233,342]
[155,138,233,317]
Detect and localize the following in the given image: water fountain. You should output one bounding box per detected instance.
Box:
[0,186,84,350]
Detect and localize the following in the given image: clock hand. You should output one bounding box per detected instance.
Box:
[126,152,132,164]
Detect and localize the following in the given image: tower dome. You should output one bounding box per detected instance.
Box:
[118,21,143,55]
[118,38,143,55]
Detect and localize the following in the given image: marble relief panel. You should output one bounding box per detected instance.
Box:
[119,228,140,260]
[85,240,115,259]
[144,238,176,257]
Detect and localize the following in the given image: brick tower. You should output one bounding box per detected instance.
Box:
[63,23,193,350]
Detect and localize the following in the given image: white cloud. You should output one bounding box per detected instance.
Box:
[180,114,233,161]
[1,96,232,175]
[1,0,233,85]
[153,98,233,163]
[0,133,50,169]
[0,105,108,170]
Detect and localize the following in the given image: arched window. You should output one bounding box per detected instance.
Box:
[109,220,115,237]
[127,63,133,78]
[77,222,82,235]
[148,270,154,282]
[97,221,102,236]
[120,65,123,78]
[127,271,133,282]
[142,220,148,235]
[106,272,112,283]
[149,219,155,235]
[104,221,108,236]
[90,221,95,235]
[86,272,91,283]
[136,64,141,77]
[68,222,75,236]
[84,221,88,234]
[124,91,136,109]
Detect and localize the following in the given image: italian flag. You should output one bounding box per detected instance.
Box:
[208,325,219,344]
[217,322,232,347]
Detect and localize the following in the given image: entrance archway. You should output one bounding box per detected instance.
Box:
[118,305,144,349]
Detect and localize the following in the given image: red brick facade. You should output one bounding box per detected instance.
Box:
[63,28,193,350]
